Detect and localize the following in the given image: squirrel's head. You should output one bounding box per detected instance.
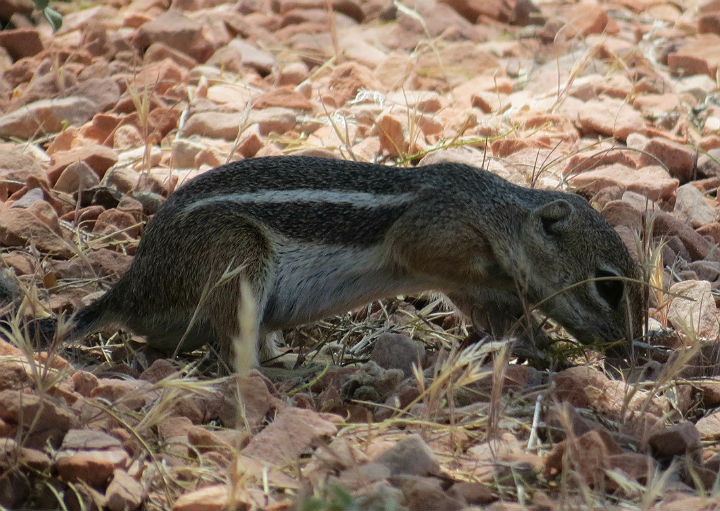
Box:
[517,194,644,348]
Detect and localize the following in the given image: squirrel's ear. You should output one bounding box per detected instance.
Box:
[532,199,574,237]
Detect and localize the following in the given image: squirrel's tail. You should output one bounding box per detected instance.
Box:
[0,268,113,347]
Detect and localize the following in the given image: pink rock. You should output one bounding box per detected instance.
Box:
[674,183,718,228]
[183,112,247,140]
[278,0,364,22]
[601,200,643,233]
[641,137,695,183]
[105,166,139,194]
[575,98,646,141]
[668,34,720,77]
[48,144,119,183]
[374,52,414,90]
[55,448,129,486]
[236,126,264,158]
[61,429,122,450]
[667,280,720,340]
[209,39,275,76]
[131,58,189,95]
[277,61,309,86]
[132,10,217,62]
[398,0,489,41]
[89,379,153,411]
[377,112,409,157]
[172,484,228,511]
[93,209,141,238]
[106,468,145,511]
[0,389,76,435]
[327,61,383,106]
[549,3,612,39]
[386,90,443,113]
[242,407,336,465]
[569,163,678,202]
[0,28,43,59]
[439,0,513,23]
[113,124,144,150]
[471,91,511,113]
[62,77,122,113]
[248,107,297,136]
[415,41,502,89]
[144,41,198,68]
[0,149,47,193]
[632,93,681,116]
[54,161,100,194]
[0,206,72,257]
[253,85,314,111]
[0,97,98,139]
[652,210,716,261]
[696,410,720,440]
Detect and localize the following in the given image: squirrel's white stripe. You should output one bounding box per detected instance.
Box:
[184,189,416,212]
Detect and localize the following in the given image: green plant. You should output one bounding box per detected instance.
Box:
[32,0,62,32]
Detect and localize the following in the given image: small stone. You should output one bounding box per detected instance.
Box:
[236,126,264,158]
[641,138,696,183]
[374,434,440,477]
[254,85,314,111]
[48,144,119,182]
[132,10,216,62]
[575,97,646,141]
[696,410,720,440]
[394,475,465,511]
[183,111,246,140]
[632,93,681,116]
[172,484,228,511]
[386,90,443,113]
[0,97,99,139]
[668,34,720,77]
[370,333,425,377]
[674,183,718,228]
[601,200,643,232]
[0,28,43,59]
[71,371,99,397]
[248,107,297,136]
[696,147,720,178]
[106,468,145,511]
[449,481,495,506]
[667,280,720,340]
[544,430,621,486]
[61,429,122,450]
[0,149,47,193]
[327,61,383,106]
[93,209,141,238]
[377,112,409,157]
[242,406,336,465]
[0,207,72,258]
[648,423,702,460]
[113,124,144,150]
[653,210,716,261]
[55,449,129,486]
[209,39,275,75]
[570,164,678,202]
[277,61,309,86]
[54,161,100,194]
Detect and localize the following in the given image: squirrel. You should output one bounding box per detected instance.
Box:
[52,156,641,365]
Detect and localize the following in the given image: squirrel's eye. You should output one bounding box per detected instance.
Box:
[595,269,624,309]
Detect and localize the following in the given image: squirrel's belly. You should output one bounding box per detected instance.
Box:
[260,243,427,330]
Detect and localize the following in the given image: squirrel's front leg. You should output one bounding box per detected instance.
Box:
[448,290,552,364]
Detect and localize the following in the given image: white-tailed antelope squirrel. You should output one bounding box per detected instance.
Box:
[65,156,642,363]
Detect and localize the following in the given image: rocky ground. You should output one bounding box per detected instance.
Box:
[3,0,720,509]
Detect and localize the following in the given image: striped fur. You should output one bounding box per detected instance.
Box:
[66,156,643,366]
